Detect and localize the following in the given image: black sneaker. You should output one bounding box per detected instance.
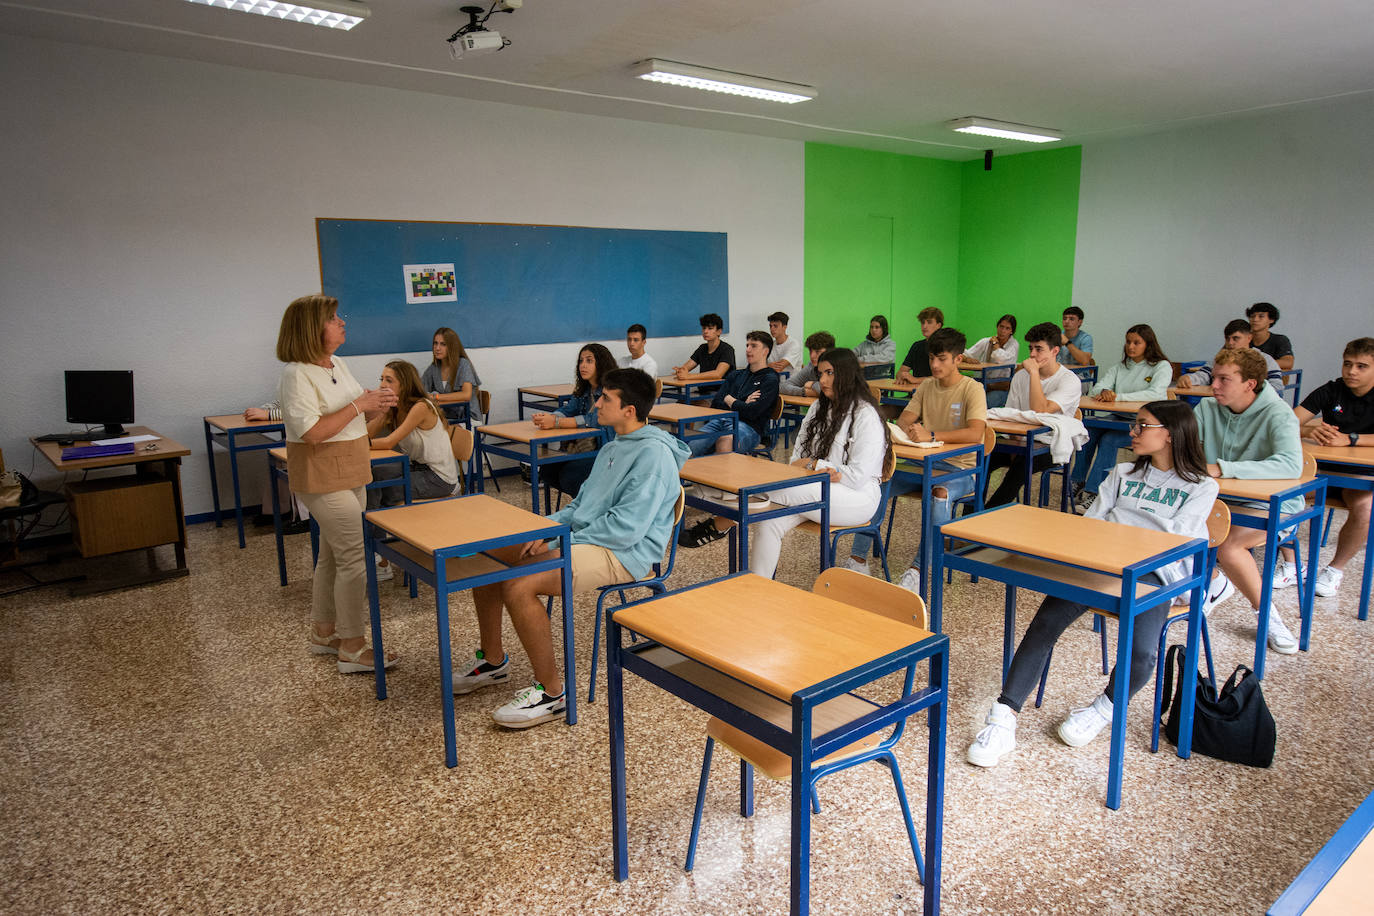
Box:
[452,650,510,695]
[679,518,727,549]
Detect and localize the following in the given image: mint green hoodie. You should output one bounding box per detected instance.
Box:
[1195,382,1303,513]
[548,423,691,579]
[1090,358,1171,402]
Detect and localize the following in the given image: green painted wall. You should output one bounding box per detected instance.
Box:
[956,146,1082,360]
[803,143,1081,364]
[803,143,961,355]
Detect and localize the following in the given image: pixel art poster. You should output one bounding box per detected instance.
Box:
[403,263,458,304]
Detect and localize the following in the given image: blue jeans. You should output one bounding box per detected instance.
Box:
[1070,425,1132,494]
[688,415,759,457]
[851,461,976,569]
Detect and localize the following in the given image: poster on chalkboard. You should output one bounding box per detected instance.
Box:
[403,263,458,304]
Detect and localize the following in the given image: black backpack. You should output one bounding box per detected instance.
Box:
[1160,643,1276,768]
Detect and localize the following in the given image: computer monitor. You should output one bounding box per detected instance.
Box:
[65,370,135,437]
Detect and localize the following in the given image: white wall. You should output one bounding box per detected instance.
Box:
[1072,94,1374,379]
[0,34,803,518]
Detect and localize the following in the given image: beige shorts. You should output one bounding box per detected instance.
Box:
[569,543,633,594]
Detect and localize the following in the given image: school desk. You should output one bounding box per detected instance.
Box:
[986,418,1055,508]
[363,494,575,768]
[606,573,949,915]
[778,393,817,449]
[516,382,576,420]
[1302,441,1374,621]
[474,420,603,515]
[203,414,286,548]
[889,440,987,604]
[932,503,1208,810]
[868,377,923,410]
[1168,385,1215,398]
[1269,788,1374,915]
[657,375,726,404]
[957,360,1016,387]
[647,402,736,449]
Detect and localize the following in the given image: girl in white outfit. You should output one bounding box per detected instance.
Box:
[749,348,888,579]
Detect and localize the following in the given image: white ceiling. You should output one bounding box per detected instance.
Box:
[5,0,1374,160]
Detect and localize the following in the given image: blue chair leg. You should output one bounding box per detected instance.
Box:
[1322,507,1334,548]
[1095,614,1109,675]
[685,737,714,872]
[1151,611,1216,753]
[810,784,821,815]
[880,752,925,877]
[589,589,609,704]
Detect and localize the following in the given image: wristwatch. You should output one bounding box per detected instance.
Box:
[1352,433,1361,446]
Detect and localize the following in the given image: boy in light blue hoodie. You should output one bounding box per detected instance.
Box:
[1196,347,1303,656]
[456,368,691,729]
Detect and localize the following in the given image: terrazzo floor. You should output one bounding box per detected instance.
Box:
[3,466,1372,914]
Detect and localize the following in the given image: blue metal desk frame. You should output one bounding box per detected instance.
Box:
[682,468,831,573]
[649,407,737,450]
[606,572,951,915]
[988,423,1053,507]
[930,504,1209,810]
[516,385,576,420]
[475,425,604,515]
[362,494,575,768]
[890,443,986,606]
[268,450,412,588]
[203,415,286,549]
[1220,477,1326,679]
[1311,464,1374,621]
[1269,788,1374,915]
[658,377,725,405]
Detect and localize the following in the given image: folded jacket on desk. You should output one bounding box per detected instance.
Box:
[986,408,1088,464]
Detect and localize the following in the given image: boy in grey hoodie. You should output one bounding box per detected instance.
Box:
[1195,347,1303,656]
[455,368,691,729]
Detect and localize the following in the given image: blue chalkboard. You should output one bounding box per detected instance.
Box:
[316,219,729,356]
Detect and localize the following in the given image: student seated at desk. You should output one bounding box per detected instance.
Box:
[896,307,944,383]
[530,343,617,499]
[672,312,736,382]
[962,313,1019,365]
[766,310,803,373]
[854,314,895,367]
[1058,306,1094,368]
[1275,337,1374,598]
[778,331,836,397]
[684,330,780,459]
[968,402,1217,766]
[846,328,987,594]
[985,322,1084,507]
[1247,301,1294,371]
[1197,348,1304,655]
[1071,324,1171,511]
[618,323,659,379]
[733,348,886,578]
[1175,319,1284,393]
[453,369,690,729]
[422,326,481,424]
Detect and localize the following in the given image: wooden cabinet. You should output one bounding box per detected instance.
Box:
[67,476,179,557]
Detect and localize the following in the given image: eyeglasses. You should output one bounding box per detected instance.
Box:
[1129,422,1165,435]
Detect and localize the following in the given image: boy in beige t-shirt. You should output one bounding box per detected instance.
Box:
[848,327,988,595]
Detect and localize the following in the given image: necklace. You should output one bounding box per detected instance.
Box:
[317,360,337,384]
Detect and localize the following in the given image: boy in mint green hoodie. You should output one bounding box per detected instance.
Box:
[456,368,691,729]
[1196,347,1303,656]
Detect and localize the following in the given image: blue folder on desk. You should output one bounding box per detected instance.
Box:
[61,442,136,460]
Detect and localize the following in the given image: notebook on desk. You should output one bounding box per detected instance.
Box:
[60,443,136,460]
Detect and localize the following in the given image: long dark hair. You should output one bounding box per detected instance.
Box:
[383,360,446,431]
[800,348,887,462]
[432,326,469,388]
[869,314,889,341]
[1123,324,1169,365]
[572,343,617,397]
[1131,400,1207,483]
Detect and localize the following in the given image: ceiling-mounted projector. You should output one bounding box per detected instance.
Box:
[447,3,517,60]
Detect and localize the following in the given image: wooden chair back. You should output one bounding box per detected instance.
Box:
[477,388,492,421]
[1301,452,1317,481]
[812,567,928,630]
[672,485,687,526]
[1206,498,1231,549]
[768,397,784,422]
[879,441,897,483]
[450,424,474,463]
[981,424,996,457]
[654,377,664,400]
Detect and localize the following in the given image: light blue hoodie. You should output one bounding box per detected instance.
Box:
[548,423,691,578]
[1195,382,1303,513]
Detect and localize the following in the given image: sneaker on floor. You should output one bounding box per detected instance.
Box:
[452,650,510,695]
[1070,481,1085,501]
[1271,558,1297,590]
[967,702,1017,767]
[1057,693,1113,748]
[493,683,567,729]
[679,518,727,549]
[1314,565,1344,598]
[1201,572,1235,616]
[897,567,923,595]
[842,556,870,575]
[1074,489,1096,513]
[1264,609,1299,655]
[373,556,394,582]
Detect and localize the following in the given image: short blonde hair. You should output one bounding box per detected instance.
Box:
[276,295,337,364]
[1213,346,1268,388]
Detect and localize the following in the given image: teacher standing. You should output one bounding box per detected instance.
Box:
[276,295,397,674]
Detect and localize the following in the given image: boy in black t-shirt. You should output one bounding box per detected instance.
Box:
[672,312,736,381]
[896,307,944,383]
[1283,337,1374,598]
[1246,302,1294,371]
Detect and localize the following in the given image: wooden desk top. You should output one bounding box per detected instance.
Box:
[268,446,402,463]
[648,403,730,422]
[477,421,602,444]
[893,441,982,462]
[940,504,1198,575]
[660,375,723,389]
[1080,397,1150,414]
[680,453,816,491]
[781,394,818,408]
[1216,475,1313,501]
[614,574,932,702]
[33,426,191,471]
[1305,827,1374,915]
[1304,442,1374,468]
[366,493,556,552]
[988,418,1048,435]
[1168,386,1215,398]
[868,379,923,393]
[203,414,285,433]
[518,383,576,398]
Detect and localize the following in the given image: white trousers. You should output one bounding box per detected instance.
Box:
[747,480,880,579]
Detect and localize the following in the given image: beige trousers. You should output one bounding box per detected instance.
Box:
[296,486,367,640]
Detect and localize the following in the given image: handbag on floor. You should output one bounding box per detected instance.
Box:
[1160,643,1276,768]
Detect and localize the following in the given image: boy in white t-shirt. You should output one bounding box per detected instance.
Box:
[986,321,1083,507]
[618,323,658,379]
[767,310,803,373]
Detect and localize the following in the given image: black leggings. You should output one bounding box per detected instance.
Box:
[997,573,1169,713]
[986,452,1056,508]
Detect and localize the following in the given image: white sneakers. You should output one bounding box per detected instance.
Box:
[1315,565,1344,598]
[1057,694,1113,748]
[1271,558,1298,590]
[373,555,394,582]
[1264,608,1299,655]
[897,567,923,595]
[842,556,870,575]
[1202,571,1235,615]
[967,702,1017,767]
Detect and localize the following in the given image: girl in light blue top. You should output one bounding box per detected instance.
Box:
[1072,324,1172,506]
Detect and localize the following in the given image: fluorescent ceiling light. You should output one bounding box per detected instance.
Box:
[630,59,816,104]
[947,117,1061,143]
[182,0,371,31]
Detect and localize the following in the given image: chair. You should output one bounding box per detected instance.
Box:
[797,442,897,580]
[476,388,499,492]
[449,424,475,493]
[748,398,786,459]
[0,466,80,597]
[684,568,926,878]
[884,425,996,571]
[654,377,664,401]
